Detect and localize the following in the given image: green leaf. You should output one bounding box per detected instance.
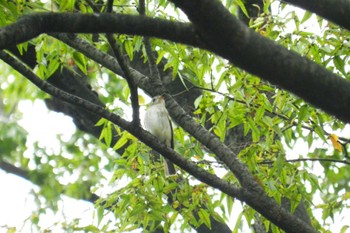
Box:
[169,212,178,225]
[300,11,313,24]
[307,131,313,148]
[255,106,265,121]
[235,0,248,18]
[60,0,76,11]
[308,173,321,190]
[226,196,234,215]
[314,124,327,142]
[232,211,244,233]
[215,71,227,90]
[124,39,134,61]
[247,116,260,142]
[46,58,60,77]
[340,225,349,233]
[96,206,104,226]
[95,118,107,126]
[99,121,112,147]
[73,51,87,74]
[198,209,211,229]
[6,227,16,233]
[275,153,285,175]
[113,132,129,150]
[298,105,308,124]
[334,55,346,76]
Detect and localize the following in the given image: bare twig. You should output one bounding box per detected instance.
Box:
[138,0,162,89]
[259,157,350,165]
[104,0,141,126]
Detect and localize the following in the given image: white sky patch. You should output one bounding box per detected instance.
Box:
[18,100,76,147]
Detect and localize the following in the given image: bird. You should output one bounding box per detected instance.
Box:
[144,95,176,176]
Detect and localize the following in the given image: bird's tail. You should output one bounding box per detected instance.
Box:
[164,159,176,176]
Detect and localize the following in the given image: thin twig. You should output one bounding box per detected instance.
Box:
[138,0,162,85]
[102,0,140,126]
[259,158,350,165]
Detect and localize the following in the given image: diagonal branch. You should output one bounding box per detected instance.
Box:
[167,1,317,232]
[0,49,244,203]
[105,37,141,126]
[50,33,154,95]
[51,33,314,232]
[53,34,254,193]
[102,0,141,126]
[168,0,350,125]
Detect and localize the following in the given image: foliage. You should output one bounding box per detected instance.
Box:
[0,0,350,232]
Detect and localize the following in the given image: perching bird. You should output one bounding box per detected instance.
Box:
[144,95,176,176]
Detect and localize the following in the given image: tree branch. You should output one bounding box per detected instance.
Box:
[0,161,29,180]
[0,13,201,50]
[283,0,350,31]
[0,49,244,203]
[2,11,350,125]
[50,32,314,232]
[104,29,141,125]
[51,34,247,186]
[138,0,162,85]
[50,33,156,95]
[260,158,350,166]
[169,0,350,125]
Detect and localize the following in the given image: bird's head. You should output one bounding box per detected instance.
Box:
[151,95,165,105]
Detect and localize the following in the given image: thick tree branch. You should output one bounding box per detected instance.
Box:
[163,95,317,233]
[2,11,350,125]
[283,0,350,31]
[0,13,201,50]
[169,0,350,124]
[50,33,156,95]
